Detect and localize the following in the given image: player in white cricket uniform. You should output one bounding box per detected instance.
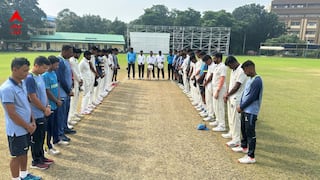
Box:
[211,53,227,131]
[202,55,216,121]
[68,48,83,125]
[106,49,114,91]
[223,56,247,147]
[79,51,95,114]
[156,51,165,79]
[146,51,156,80]
[137,50,146,80]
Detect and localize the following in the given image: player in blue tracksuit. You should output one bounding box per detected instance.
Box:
[233,60,263,164]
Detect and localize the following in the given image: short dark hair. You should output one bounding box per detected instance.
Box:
[73,48,82,54]
[62,45,73,52]
[84,50,92,57]
[11,57,30,70]
[113,48,118,52]
[48,56,60,64]
[225,56,238,66]
[34,56,50,66]
[199,51,206,56]
[190,54,196,61]
[91,46,98,51]
[202,55,212,62]
[214,53,223,59]
[241,60,255,69]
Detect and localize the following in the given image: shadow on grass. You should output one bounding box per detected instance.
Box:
[257,122,320,178]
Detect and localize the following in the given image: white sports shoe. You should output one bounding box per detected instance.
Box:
[232,146,248,153]
[48,148,60,155]
[238,155,256,164]
[203,116,213,122]
[72,116,81,121]
[226,140,240,147]
[199,112,208,118]
[212,126,226,132]
[196,107,204,111]
[69,120,77,125]
[209,121,218,126]
[75,114,84,118]
[221,133,232,139]
[57,140,69,145]
[191,102,198,106]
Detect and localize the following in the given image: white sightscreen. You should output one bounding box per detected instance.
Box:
[130,32,170,54]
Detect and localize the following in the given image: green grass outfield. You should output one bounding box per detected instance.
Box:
[0,52,319,178]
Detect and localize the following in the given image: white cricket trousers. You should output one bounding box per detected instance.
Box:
[183,73,190,92]
[93,78,101,103]
[69,80,80,120]
[107,69,114,91]
[98,77,106,96]
[81,78,94,112]
[227,99,241,143]
[205,84,214,117]
[212,87,226,127]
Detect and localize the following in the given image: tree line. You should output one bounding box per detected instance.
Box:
[0,1,289,54]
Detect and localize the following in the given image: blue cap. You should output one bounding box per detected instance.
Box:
[197,123,209,130]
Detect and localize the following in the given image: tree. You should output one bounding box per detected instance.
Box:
[110,17,127,35]
[264,34,305,44]
[56,9,81,32]
[0,0,46,40]
[137,5,173,25]
[230,4,286,54]
[202,10,234,27]
[171,8,201,26]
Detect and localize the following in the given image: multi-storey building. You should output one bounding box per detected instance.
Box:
[271,0,320,44]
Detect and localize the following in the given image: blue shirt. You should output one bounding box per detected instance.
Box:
[55,56,72,98]
[42,71,59,110]
[200,62,208,76]
[127,52,136,64]
[167,55,174,64]
[0,78,31,136]
[25,73,47,119]
[240,75,263,115]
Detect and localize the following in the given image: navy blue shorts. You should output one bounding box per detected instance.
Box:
[7,134,30,157]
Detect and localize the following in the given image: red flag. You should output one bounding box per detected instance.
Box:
[9,10,23,22]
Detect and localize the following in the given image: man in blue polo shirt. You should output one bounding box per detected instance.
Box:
[25,56,53,170]
[127,47,136,79]
[0,58,41,180]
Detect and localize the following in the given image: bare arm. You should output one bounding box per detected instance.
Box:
[5,104,36,134]
[28,93,51,116]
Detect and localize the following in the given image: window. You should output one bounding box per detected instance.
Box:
[289,31,300,35]
[308,3,320,8]
[306,14,320,18]
[306,31,316,35]
[297,4,305,8]
[307,22,317,26]
[290,14,304,17]
[291,21,301,26]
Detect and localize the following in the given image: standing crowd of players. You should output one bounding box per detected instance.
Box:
[126,48,263,164]
[0,45,120,180]
[0,45,263,179]
[171,49,263,164]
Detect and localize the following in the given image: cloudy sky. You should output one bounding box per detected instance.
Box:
[38,0,272,22]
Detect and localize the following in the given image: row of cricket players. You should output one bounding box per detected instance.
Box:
[177,51,247,148]
[71,47,119,117]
